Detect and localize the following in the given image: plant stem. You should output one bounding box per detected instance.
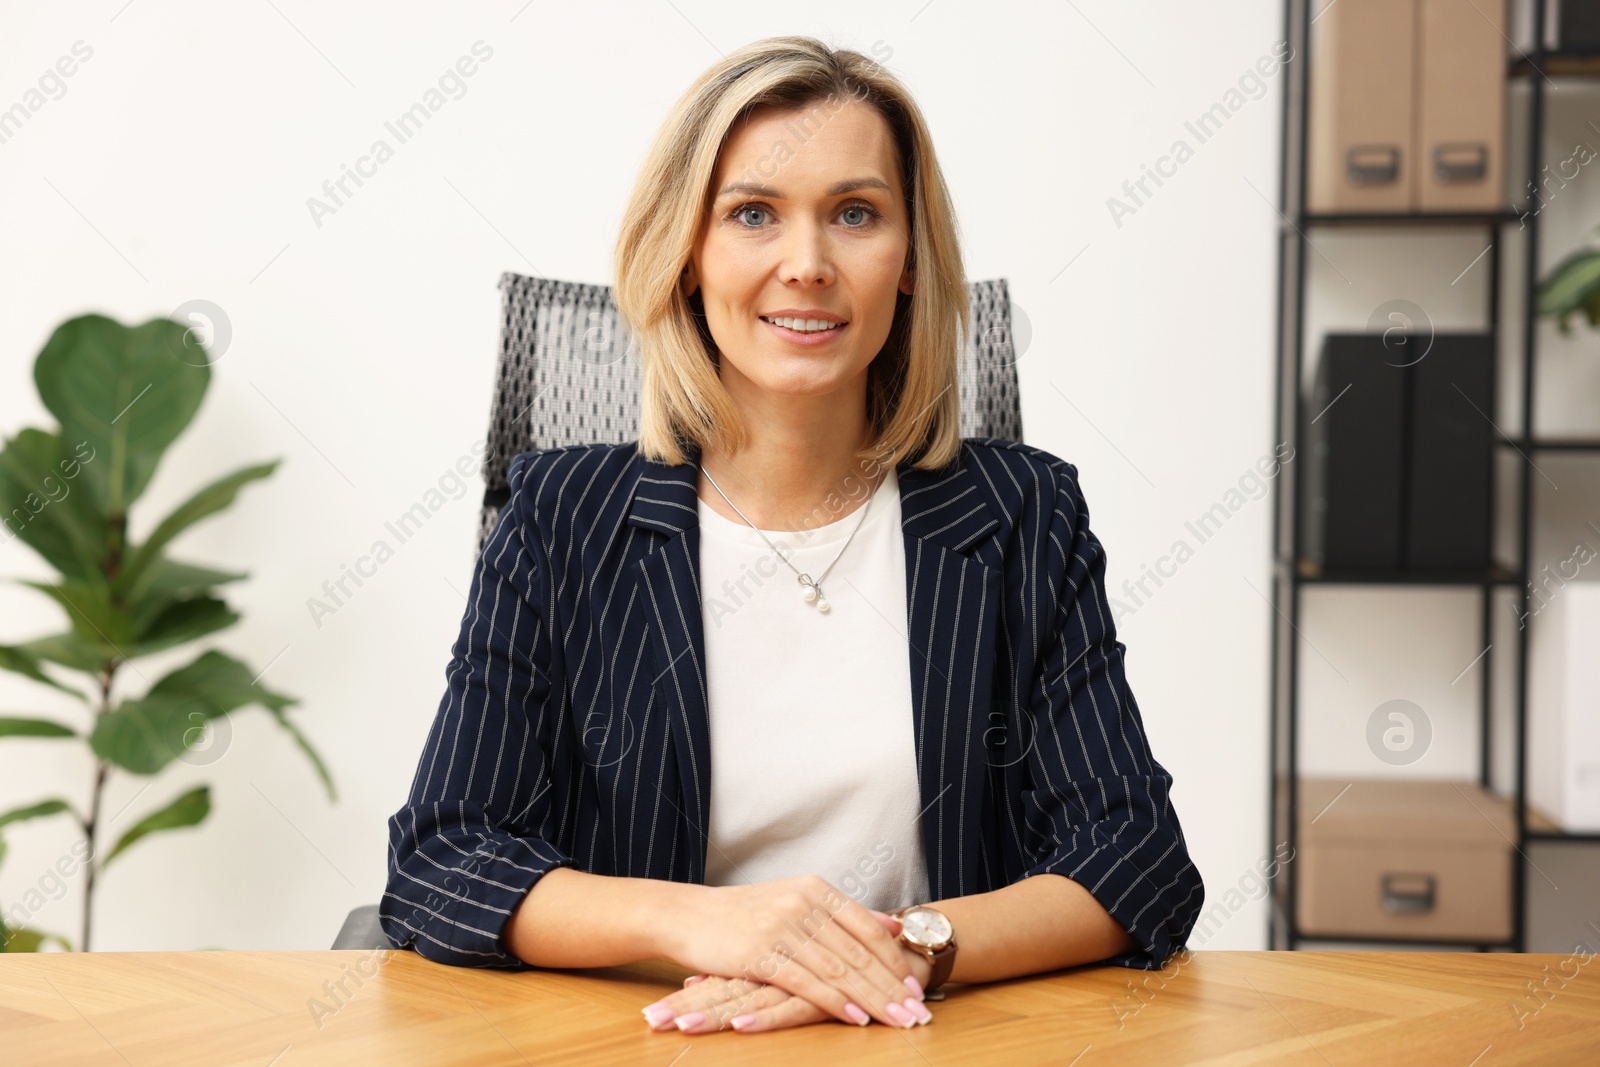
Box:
[81,759,109,952]
[81,659,116,952]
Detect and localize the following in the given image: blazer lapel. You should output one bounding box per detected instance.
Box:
[624,444,713,882]
[895,452,1003,898]
[623,441,1003,896]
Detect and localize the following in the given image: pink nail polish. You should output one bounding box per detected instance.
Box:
[843,1002,871,1026]
[730,1013,760,1031]
[885,1002,917,1028]
[903,974,925,1000]
[904,998,933,1025]
[674,1011,708,1031]
[642,1004,676,1028]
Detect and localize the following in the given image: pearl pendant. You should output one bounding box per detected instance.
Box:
[817,597,831,613]
[800,577,818,603]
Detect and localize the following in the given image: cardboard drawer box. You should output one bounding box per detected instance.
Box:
[1297,778,1513,941]
[1308,0,1416,213]
[1307,0,1507,213]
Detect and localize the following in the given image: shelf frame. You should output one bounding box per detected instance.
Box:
[1265,0,1592,956]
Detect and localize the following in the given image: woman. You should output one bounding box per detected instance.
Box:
[382,35,1203,1035]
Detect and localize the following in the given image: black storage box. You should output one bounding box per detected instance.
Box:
[1301,332,1494,573]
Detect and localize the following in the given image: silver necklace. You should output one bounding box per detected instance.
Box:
[698,463,884,614]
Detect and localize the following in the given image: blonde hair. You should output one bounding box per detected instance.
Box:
[613,35,967,471]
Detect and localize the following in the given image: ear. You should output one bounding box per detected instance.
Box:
[898,266,915,297]
[681,261,699,297]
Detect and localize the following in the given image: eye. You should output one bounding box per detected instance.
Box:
[840,202,883,227]
[726,202,771,228]
[723,200,885,230]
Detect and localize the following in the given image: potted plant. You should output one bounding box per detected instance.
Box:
[0,312,333,952]
[1536,241,1600,333]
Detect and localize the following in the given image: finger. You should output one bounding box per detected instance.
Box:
[682,973,710,987]
[644,975,759,1030]
[659,975,764,1019]
[743,936,875,1028]
[672,983,793,1034]
[795,905,922,1027]
[729,992,833,1033]
[829,898,916,988]
[747,880,909,1028]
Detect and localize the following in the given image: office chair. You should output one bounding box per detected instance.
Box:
[333,271,1024,951]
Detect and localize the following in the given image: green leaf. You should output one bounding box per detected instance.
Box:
[103,785,209,866]
[17,577,133,646]
[145,648,293,713]
[89,693,206,774]
[89,650,293,775]
[33,313,210,517]
[1585,285,1600,332]
[0,717,76,739]
[0,644,84,697]
[11,591,237,668]
[1537,249,1600,322]
[122,558,247,636]
[0,428,107,580]
[19,632,108,674]
[0,799,75,831]
[2,926,74,952]
[116,461,279,597]
[125,596,239,659]
[266,707,337,803]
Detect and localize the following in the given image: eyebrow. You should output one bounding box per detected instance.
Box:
[715,177,893,201]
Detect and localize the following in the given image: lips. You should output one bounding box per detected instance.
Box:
[760,315,847,331]
[759,315,848,344]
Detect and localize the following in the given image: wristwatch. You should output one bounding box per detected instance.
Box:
[893,904,957,1000]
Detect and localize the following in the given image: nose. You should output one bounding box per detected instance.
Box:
[777,217,835,287]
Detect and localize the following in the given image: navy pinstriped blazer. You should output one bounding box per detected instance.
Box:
[381,437,1204,972]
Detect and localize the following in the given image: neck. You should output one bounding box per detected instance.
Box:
[696,373,889,533]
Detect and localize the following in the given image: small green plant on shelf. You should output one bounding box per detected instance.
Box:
[0,313,335,953]
[1536,238,1600,333]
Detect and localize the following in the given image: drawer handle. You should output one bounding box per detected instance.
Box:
[1346,144,1400,185]
[1380,872,1436,914]
[1434,143,1488,183]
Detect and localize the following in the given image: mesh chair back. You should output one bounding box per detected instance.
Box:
[478,271,1022,552]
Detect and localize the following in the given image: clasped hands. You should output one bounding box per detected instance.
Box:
[640,874,936,1034]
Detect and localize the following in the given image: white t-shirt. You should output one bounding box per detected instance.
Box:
[697,466,932,912]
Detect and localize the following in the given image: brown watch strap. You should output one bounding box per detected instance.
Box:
[925,940,956,992]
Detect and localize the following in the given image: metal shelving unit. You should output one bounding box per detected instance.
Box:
[1267,0,1600,953]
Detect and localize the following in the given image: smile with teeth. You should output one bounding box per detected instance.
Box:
[761,315,847,333]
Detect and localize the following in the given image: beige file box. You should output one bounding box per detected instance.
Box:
[1297,778,1513,942]
[1415,0,1507,211]
[1307,0,1416,214]
[1307,0,1508,214]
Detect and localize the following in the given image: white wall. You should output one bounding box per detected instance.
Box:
[0,0,1283,953]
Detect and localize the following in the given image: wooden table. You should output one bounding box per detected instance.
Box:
[2,949,1596,1065]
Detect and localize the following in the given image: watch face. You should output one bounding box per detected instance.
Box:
[900,906,952,948]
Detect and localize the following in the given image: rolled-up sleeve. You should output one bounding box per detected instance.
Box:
[381,454,573,968]
[1020,461,1204,970]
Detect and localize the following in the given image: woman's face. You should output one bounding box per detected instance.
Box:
[682,99,915,410]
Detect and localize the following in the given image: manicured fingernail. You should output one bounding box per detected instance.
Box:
[730,1013,760,1031]
[885,1001,917,1028]
[683,974,708,986]
[904,998,933,1025]
[843,1001,871,1026]
[642,1004,675,1028]
[674,1011,708,1031]
[903,974,925,1000]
